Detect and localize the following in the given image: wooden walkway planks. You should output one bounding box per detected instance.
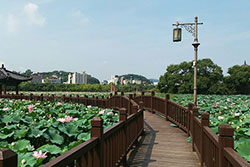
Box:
[127,111,200,167]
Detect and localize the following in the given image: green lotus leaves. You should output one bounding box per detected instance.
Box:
[38,144,61,155]
[0,98,119,166]
[237,142,250,162]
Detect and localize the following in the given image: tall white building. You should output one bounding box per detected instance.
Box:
[67,72,87,84]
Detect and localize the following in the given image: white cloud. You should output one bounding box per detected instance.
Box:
[7,14,19,33]
[24,3,46,26]
[72,10,89,23]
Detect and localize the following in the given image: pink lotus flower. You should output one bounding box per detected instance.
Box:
[2,107,8,111]
[0,99,2,102]
[57,116,78,123]
[99,110,105,115]
[28,105,34,113]
[219,111,222,115]
[235,113,240,117]
[87,105,92,108]
[231,112,233,115]
[32,150,47,159]
[246,100,249,103]
[57,102,62,106]
[231,103,235,106]
[218,116,224,120]
[212,105,214,107]
[215,103,219,107]
[224,107,228,110]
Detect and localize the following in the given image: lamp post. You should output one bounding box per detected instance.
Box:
[172,16,203,106]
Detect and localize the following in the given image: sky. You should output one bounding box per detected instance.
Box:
[0,0,250,81]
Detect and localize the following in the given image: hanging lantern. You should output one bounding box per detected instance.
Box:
[173,28,182,42]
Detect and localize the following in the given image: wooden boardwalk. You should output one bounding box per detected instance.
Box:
[127,111,200,167]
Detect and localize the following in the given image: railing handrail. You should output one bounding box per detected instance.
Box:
[42,137,99,167]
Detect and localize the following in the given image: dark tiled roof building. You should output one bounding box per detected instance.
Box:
[0,64,32,95]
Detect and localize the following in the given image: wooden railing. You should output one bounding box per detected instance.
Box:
[42,108,144,167]
[132,91,250,167]
[0,92,143,167]
[0,91,249,167]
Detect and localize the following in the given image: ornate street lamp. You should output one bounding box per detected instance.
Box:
[172,16,203,106]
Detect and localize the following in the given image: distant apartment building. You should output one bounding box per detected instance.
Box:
[108,75,119,85]
[67,72,87,84]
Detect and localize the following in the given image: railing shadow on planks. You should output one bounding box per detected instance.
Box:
[0,91,250,167]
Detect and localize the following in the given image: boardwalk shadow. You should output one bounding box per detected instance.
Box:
[127,121,158,167]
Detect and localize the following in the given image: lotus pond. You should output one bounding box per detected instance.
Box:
[170,94,250,162]
[0,98,119,167]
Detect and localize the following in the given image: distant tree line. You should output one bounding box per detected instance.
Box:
[157,58,250,95]
[7,83,155,92]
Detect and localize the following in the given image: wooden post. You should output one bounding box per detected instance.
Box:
[0,84,2,95]
[114,91,118,96]
[201,112,209,167]
[133,93,136,98]
[76,95,80,103]
[3,85,6,95]
[165,94,169,121]
[51,94,55,101]
[69,95,72,102]
[132,105,138,114]
[121,91,124,96]
[218,124,234,167]
[0,148,18,167]
[119,108,127,166]
[192,107,199,152]
[141,91,144,103]
[30,93,33,100]
[41,94,43,101]
[128,94,133,115]
[151,91,155,114]
[187,103,193,135]
[96,97,98,107]
[62,95,65,102]
[15,85,18,95]
[91,117,104,167]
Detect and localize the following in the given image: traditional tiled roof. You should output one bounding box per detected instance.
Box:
[0,64,32,84]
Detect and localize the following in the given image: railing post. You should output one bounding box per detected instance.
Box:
[187,103,193,135]
[133,93,136,98]
[96,96,98,107]
[62,94,65,102]
[119,108,127,166]
[114,91,118,96]
[41,94,44,101]
[30,93,33,100]
[76,95,80,103]
[151,91,155,114]
[192,107,199,152]
[69,95,72,102]
[132,104,138,114]
[51,94,55,101]
[91,117,104,167]
[201,112,209,167]
[165,94,169,121]
[0,149,18,167]
[218,124,234,167]
[141,91,144,102]
[128,94,133,115]
[139,101,144,134]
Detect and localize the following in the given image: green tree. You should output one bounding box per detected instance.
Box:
[22,69,33,77]
[225,65,250,94]
[158,58,228,94]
